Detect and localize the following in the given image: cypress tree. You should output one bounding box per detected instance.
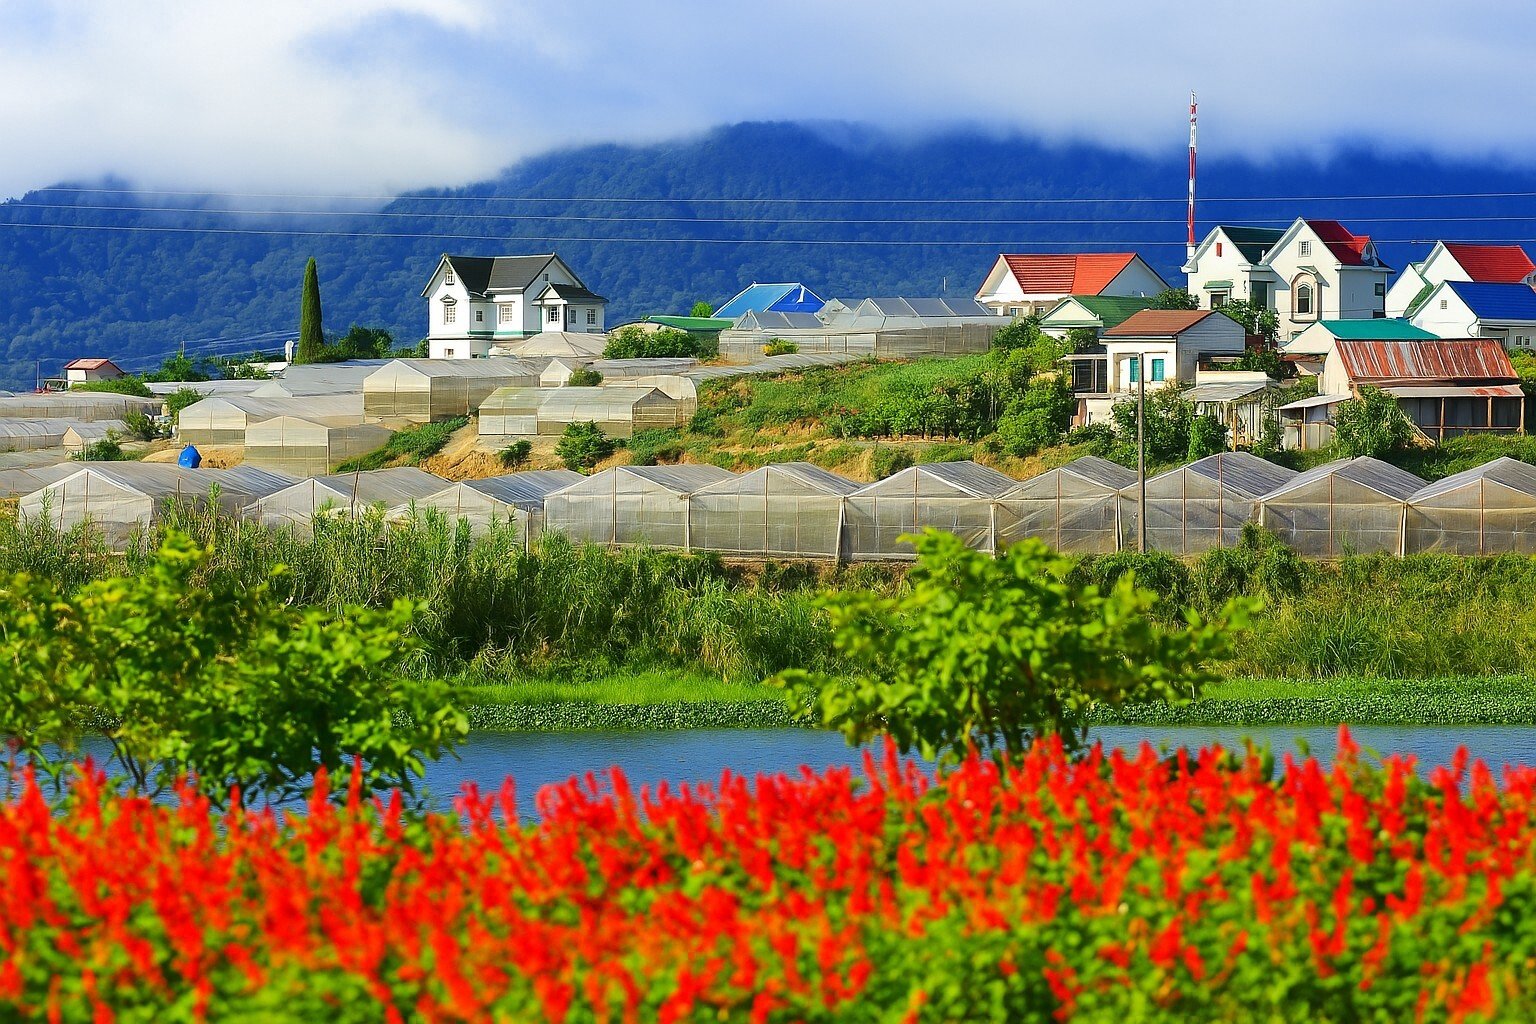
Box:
[296,257,325,364]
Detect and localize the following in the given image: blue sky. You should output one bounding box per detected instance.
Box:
[2,0,1534,200]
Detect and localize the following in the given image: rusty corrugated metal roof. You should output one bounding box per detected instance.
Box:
[1334,339,1517,384]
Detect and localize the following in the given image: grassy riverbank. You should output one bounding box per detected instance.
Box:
[452,672,1536,732]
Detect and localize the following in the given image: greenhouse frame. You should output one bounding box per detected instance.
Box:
[0,418,84,452]
[1257,457,1425,557]
[361,359,540,422]
[251,361,391,399]
[0,393,161,422]
[1116,452,1298,554]
[0,463,87,498]
[1404,457,1536,555]
[845,461,1015,560]
[477,386,690,438]
[20,465,296,548]
[177,396,364,447]
[542,464,738,549]
[242,416,395,476]
[243,468,447,532]
[993,456,1136,555]
[62,421,126,453]
[688,462,858,559]
[394,469,584,541]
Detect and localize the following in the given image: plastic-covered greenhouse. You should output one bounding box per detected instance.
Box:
[0,393,160,422]
[20,465,296,548]
[243,468,447,532]
[477,386,690,438]
[0,463,85,498]
[1116,452,1298,554]
[543,465,737,549]
[688,462,858,559]
[0,419,82,452]
[393,470,584,541]
[361,359,540,422]
[994,456,1136,555]
[251,361,392,399]
[845,461,1015,560]
[242,416,394,476]
[1257,457,1425,556]
[1404,457,1536,555]
[178,396,364,446]
[62,421,125,452]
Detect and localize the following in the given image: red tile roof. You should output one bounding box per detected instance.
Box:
[63,358,121,371]
[1443,242,1536,283]
[1334,339,1516,384]
[1102,308,1218,338]
[1304,220,1378,265]
[1000,253,1140,295]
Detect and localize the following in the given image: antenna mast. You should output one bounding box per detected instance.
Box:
[1187,92,1198,264]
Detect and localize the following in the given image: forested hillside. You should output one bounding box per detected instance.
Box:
[2,121,1535,390]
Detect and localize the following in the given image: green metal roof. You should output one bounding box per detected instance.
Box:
[1203,280,1233,290]
[643,315,736,332]
[1319,318,1437,340]
[1403,282,1436,318]
[1044,295,1156,330]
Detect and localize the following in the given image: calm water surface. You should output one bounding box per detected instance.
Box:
[416,725,1536,815]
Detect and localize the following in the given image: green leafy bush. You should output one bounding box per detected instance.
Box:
[498,439,532,469]
[70,377,152,398]
[995,376,1075,457]
[1186,411,1228,460]
[1151,286,1200,310]
[776,530,1249,762]
[555,421,615,471]
[763,339,798,356]
[566,367,603,387]
[1335,385,1413,457]
[162,387,208,424]
[72,434,133,462]
[336,416,467,471]
[869,444,914,479]
[603,325,710,360]
[625,428,685,466]
[122,409,165,441]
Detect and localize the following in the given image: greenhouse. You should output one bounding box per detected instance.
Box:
[1257,457,1425,557]
[251,361,391,398]
[497,332,607,359]
[243,468,447,532]
[542,464,737,549]
[62,421,126,453]
[845,461,1015,560]
[1404,457,1536,555]
[177,396,364,447]
[242,417,395,476]
[394,470,584,541]
[1116,452,1298,554]
[20,465,295,548]
[993,456,1136,555]
[688,462,859,559]
[0,393,160,422]
[0,463,86,498]
[0,419,83,452]
[361,359,540,422]
[477,386,691,439]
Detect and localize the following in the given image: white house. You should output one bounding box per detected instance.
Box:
[1181,225,1285,309]
[1409,280,1536,349]
[63,358,125,386]
[421,253,607,359]
[1099,309,1247,392]
[974,253,1167,318]
[1183,219,1389,342]
[1385,241,1536,318]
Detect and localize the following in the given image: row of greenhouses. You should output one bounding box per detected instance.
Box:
[18,455,1536,559]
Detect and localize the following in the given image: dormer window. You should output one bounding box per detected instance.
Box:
[1298,240,1312,258]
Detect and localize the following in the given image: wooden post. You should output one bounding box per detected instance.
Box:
[1137,364,1147,554]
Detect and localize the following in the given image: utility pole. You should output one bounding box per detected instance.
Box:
[1187,92,1198,265]
[1137,360,1147,554]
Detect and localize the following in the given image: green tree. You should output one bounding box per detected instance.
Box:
[1334,385,1413,458]
[603,325,707,360]
[0,534,465,805]
[1110,386,1197,464]
[1218,299,1281,341]
[1152,287,1200,310]
[332,325,395,361]
[296,257,325,364]
[690,301,715,318]
[143,353,213,383]
[1186,412,1229,460]
[566,367,604,387]
[498,439,532,468]
[163,387,208,424]
[555,421,615,471]
[995,376,1075,457]
[776,531,1247,762]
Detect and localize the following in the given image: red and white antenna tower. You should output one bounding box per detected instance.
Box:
[1186,92,1198,264]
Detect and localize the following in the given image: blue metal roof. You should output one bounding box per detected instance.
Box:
[1445,281,1536,322]
[714,283,824,319]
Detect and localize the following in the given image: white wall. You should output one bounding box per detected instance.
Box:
[1184,229,1277,309]
[1410,286,1479,338]
[1384,264,1428,318]
[1103,258,1168,298]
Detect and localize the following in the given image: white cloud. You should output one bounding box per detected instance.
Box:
[0,0,1532,199]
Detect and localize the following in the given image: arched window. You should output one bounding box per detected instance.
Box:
[441,296,457,325]
[1292,275,1317,319]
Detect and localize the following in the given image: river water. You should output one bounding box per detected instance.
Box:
[414,724,1536,815]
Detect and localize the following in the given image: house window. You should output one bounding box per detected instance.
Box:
[1252,282,1270,308]
[1008,306,1024,317]
[547,307,560,323]
[1440,299,1449,310]
[587,309,597,325]
[1151,358,1166,382]
[444,348,455,358]
[442,299,456,325]
[1293,275,1316,319]
[1127,356,1140,384]
[1374,282,1386,297]
[1298,240,1312,257]
[1215,242,1223,257]
[1210,291,1229,308]
[499,305,514,325]
[445,268,454,286]
[543,273,550,282]
[475,309,483,323]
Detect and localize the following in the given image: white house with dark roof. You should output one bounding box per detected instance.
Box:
[1181,226,1285,309]
[421,253,607,359]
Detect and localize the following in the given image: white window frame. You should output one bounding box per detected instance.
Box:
[475,309,483,323]
[587,308,597,325]
[547,306,560,324]
[445,267,454,286]
[1298,240,1312,257]
[442,298,457,325]
[498,304,514,325]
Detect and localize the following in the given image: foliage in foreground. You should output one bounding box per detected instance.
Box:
[0,733,1525,1021]
[0,534,464,804]
[335,416,467,471]
[778,531,1248,761]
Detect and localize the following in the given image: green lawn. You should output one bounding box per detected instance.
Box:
[456,669,777,707]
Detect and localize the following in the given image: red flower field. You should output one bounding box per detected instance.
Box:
[1,729,1532,1022]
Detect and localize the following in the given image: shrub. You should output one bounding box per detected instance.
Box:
[555,421,615,471]
[498,439,532,469]
[566,367,603,387]
[162,387,208,424]
[122,409,165,441]
[1186,411,1228,460]
[995,376,1075,457]
[335,417,467,471]
[776,530,1248,761]
[869,444,914,479]
[1151,286,1200,310]
[1335,385,1413,458]
[763,338,798,356]
[625,428,685,466]
[603,325,709,360]
[71,434,133,462]
[70,377,152,397]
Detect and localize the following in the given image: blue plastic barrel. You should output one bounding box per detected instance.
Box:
[177,444,202,469]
